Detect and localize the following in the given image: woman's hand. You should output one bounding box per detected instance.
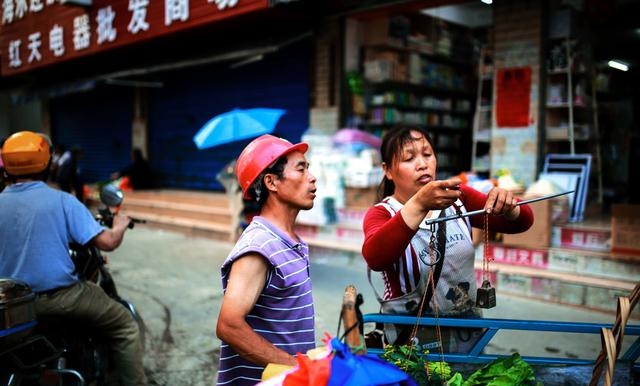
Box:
[485,187,520,220]
[414,177,462,212]
[402,177,462,231]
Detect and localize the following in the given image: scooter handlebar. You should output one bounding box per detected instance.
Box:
[127,218,146,229]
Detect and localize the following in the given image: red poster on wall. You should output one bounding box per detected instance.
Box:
[496,67,532,127]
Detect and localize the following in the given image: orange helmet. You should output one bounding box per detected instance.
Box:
[236,134,308,199]
[1,131,51,176]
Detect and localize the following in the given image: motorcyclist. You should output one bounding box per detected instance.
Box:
[0,131,147,386]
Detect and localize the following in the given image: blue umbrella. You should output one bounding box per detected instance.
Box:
[327,338,418,386]
[257,338,417,385]
[193,107,286,150]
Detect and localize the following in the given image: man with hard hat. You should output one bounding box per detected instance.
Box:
[0,131,147,386]
[216,134,318,386]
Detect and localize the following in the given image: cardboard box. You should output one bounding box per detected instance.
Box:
[548,246,640,283]
[345,187,378,209]
[502,199,551,249]
[362,18,403,46]
[344,168,383,188]
[547,248,584,273]
[584,286,640,319]
[611,204,640,255]
[497,272,532,296]
[530,277,562,302]
[364,59,394,82]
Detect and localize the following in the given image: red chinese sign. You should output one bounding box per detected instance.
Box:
[486,244,548,269]
[0,0,268,76]
[557,227,610,252]
[495,67,532,127]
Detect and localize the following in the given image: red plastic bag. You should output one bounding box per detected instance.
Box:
[283,353,331,386]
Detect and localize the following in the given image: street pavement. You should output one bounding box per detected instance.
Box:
[106,226,634,386]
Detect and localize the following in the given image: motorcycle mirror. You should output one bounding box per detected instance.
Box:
[100,184,124,207]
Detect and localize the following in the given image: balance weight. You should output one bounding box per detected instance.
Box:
[476,280,496,309]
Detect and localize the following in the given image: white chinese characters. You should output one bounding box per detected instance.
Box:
[8,40,21,67]
[27,31,42,62]
[49,24,65,57]
[72,14,91,51]
[2,0,243,70]
[211,0,238,10]
[165,0,189,26]
[128,0,150,34]
[96,6,117,44]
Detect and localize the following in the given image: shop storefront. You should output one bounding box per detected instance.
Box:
[0,0,314,189]
[298,0,640,320]
[1,0,638,320]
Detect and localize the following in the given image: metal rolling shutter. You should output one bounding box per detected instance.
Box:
[147,40,311,191]
[49,85,134,184]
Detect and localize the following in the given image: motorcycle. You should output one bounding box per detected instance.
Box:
[0,184,146,386]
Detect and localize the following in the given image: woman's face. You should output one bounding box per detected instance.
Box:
[382,130,437,204]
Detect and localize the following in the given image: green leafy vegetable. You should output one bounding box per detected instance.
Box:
[380,345,541,386]
[462,353,540,386]
[380,344,461,386]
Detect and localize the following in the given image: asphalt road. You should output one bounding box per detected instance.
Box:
[106,226,630,386]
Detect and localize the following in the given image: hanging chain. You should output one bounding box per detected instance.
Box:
[408,223,446,379]
[476,211,497,309]
[483,211,490,281]
[429,224,446,382]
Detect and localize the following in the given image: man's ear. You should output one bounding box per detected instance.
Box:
[263,174,278,193]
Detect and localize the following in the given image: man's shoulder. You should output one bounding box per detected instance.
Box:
[234,222,272,248]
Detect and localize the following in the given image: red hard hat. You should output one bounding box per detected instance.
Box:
[236,134,308,199]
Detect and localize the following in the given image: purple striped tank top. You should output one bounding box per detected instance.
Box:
[216,216,315,386]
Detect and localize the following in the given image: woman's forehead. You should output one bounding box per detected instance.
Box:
[401,134,431,150]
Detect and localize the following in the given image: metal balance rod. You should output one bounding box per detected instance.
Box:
[424,190,574,226]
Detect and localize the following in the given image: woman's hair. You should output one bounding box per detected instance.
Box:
[377,126,436,201]
[246,154,289,208]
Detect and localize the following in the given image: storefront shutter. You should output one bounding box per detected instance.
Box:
[49,86,134,185]
[147,40,311,191]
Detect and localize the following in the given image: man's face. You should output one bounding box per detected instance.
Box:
[271,151,316,210]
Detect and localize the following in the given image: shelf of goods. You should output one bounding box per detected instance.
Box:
[544,37,595,150]
[360,44,475,176]
[545,35,603,204]
[472,45,494,176]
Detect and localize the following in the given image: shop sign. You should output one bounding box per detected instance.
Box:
[551,226,610,252]
[486,244,548,269]
[495,67,532,128]
[0,0,268,76]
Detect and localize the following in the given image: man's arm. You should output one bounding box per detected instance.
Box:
[216,253,297,367]
[91,213,130,251]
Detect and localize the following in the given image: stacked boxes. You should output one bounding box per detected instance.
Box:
[502,200,552,250]
[611,204,640,255]
[476,214,639,318]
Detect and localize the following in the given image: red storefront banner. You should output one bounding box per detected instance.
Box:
[486,244,548,269]
[495,66,531,127]
[0,0,268,76]
[556,226,610,252]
